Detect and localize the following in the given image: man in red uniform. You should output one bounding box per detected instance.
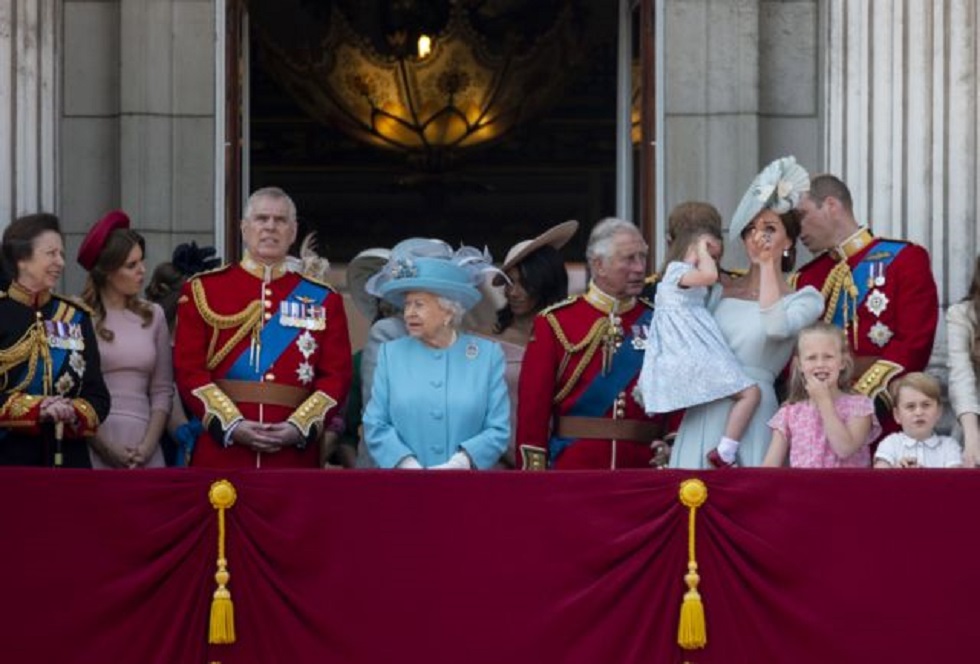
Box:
[515,218,669,469]
[174,187,353,468]
[794,174,939,439]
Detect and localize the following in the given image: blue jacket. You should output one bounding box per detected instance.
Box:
[364,333,509,469]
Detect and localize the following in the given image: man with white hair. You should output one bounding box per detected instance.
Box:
[174,186,353,468]
[515,218,669,469]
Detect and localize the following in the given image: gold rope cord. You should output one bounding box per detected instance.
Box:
[191,279,263,370]
[820,261,859,347]
[546,315,610,403]
[0,320,53,394]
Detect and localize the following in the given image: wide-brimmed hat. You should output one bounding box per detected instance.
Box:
[728,156,810,243]
[499,220,579,277]
[77,209,131,271]
[347,247,391,321]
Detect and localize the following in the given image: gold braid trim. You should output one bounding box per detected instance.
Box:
[820,261,859,346]
[546,314,610,403]
[191,279,264,370]
[854,360,903,403]
[0,321,53,394]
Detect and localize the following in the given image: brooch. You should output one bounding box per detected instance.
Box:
[465,342,479,360]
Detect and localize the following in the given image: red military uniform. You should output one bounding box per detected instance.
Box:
[515,283,670,469]
[174,255,353,468]
[794,228,939,437]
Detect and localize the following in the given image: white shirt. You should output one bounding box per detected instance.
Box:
[875,432,963,468]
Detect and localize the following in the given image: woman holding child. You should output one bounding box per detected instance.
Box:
[667,157,824,468]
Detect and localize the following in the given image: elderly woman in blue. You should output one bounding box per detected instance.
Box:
[363,240,509,469]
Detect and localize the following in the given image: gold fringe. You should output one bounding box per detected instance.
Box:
[677,479,708,650]
[208,480,238,645]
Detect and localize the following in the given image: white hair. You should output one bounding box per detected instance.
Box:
[436,296,466,329]
[244,186,297,223]
[586,217,640,265]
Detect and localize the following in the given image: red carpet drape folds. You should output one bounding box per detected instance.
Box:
[0,468,977,663]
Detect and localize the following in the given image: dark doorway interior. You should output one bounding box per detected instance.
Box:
[248,0,619,264]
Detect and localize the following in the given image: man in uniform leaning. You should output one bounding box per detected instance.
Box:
[793,174,939,440]
[174,187,353,468]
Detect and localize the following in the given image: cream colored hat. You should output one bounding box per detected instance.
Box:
[728,156,810,243]
[497,220,579,283]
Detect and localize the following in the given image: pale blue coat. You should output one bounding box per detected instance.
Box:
[364,333,510,469]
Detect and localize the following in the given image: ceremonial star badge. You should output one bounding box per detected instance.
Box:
[296,362,314,385]
[296,330,317,360]
[865,289,889,318]
[868,322,894,348]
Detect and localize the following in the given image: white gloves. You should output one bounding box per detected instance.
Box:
[396,456,423,469]
[430,451,472,470]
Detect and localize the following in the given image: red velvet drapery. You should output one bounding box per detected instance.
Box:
[0,468,975,663]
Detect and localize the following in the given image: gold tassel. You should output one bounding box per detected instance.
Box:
[677,478,708,650]
[209,480,238,644]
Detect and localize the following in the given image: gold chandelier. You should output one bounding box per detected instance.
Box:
[248,0,588,169]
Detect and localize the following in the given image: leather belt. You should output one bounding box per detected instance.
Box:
[555,416,663,442]
[216,379,309,409]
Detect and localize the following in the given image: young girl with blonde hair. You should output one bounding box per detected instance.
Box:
[763,321,880,468]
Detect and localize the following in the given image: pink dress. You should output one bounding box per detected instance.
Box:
[89,304,173,469]
[767,393,881,468]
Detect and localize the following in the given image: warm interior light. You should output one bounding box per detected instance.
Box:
[417,34,432,59]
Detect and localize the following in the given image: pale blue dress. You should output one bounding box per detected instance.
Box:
[639,261,755,413]
[363,333,509,469]
[669,285,824,469]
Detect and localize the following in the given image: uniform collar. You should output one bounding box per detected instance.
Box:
[828,227,874,262]
[584,281,636,315]
[240,251,297,282]
[6,280,52,308]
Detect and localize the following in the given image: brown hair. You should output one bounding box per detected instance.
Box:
[739,208,802,273]
[81,228,154,341]
[660,224,722,277]
[667,202,722,244]
[807,174,853,213]
[888,371,941,405]
[1,213,62,281]
[785,321,855,403]
[963,255,980,374]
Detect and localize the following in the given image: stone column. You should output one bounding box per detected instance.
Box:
[59,0,217,293]
[823,0,979,307]
[0,0,58,224]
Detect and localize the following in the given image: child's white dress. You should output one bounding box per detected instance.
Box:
[638,261,755,413]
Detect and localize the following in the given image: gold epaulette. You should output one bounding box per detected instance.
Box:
[297,273,336,292]
[788,271,800,289]
[726,267,749,278]
[53,293,94,316]
[539,294,579,316]
[644,273,660,284]
[193,263,233,280]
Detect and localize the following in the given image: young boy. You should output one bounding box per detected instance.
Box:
[874,372,963,468]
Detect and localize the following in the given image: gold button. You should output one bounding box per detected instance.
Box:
[264,312,272,321]
[264,300,272,309]
[265,288,273,296]
[265,373,275,381]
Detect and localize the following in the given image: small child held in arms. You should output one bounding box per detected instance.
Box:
[873,372,963,468]
[638,226,760,468]
[763,321,881,468]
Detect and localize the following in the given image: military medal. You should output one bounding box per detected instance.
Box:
[874,262,886,287]
[868,322,894,347]
[630,324,648,351]
[865,289,889,317]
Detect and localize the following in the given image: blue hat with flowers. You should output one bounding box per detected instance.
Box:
[728,156,810,243]
[367,238,498,312]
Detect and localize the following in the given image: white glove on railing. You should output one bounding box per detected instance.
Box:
[396,456,423,469]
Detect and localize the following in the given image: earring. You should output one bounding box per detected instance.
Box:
[782,249,791,258]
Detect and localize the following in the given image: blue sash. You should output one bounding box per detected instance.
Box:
[226,279,330,380]
[549,309,652,463]
[829,240,906,328]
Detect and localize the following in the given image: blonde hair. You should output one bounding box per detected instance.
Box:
[785,321,854,404]
[888,371,941,405]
